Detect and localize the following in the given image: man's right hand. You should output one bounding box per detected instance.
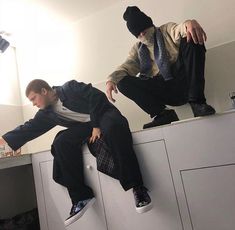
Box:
[185,19,207,45]
[0,137,7,145]
[106,81,118,103]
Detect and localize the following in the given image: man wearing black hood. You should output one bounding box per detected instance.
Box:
[106,6,215,129]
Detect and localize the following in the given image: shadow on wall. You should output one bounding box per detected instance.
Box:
[205,41,235,112]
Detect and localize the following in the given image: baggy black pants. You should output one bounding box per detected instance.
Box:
[117,38,207,118]
[51,108,143,203]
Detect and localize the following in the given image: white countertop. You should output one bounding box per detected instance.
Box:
[1,109,235,170]
[0,154,32,170]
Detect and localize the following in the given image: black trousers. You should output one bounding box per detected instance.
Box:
[51,108,143,203]
[117,38,207,118]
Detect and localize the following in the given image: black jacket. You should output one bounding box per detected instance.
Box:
[3,80,115,150]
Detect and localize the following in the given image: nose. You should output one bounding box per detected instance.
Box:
[138,32,144,39]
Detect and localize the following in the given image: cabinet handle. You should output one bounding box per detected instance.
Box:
[86,165,92,170]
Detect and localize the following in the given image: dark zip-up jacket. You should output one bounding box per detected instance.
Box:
[3,80,115,150]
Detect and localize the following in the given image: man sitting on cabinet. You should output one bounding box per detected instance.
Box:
[0,79,152,227]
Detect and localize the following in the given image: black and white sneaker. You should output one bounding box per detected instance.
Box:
[64,197,95,227]
[133,186,152,214]
[143,109,179,129]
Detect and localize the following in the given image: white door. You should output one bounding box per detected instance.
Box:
[98,140,183,230]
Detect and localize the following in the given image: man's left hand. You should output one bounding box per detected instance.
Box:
[89,128,101,143]
[185,19,207,45]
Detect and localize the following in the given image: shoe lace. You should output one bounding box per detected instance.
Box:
[70,201,85,215]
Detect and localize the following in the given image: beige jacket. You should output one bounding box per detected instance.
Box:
[107,22,188,84]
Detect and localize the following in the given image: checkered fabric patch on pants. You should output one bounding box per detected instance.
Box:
[87,138,118,179]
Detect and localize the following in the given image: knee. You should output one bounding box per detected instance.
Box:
[105,122,128,136]
[180,37,206,52]
[117,76,130,94]
[52,133,67,149]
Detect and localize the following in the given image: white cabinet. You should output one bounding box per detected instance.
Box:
[98,140,183,230]
[163,111,235,230]
[181,165,235,230]
[32,131,183,230]
[32,111,235,230]
[32,150,107,230]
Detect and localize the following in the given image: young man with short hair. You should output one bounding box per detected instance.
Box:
[0,79,152,227]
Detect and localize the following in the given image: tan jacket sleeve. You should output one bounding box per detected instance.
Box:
[107,42,141,84]
[161,21,188,44]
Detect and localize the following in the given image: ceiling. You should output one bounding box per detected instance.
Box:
[31,0,124,22]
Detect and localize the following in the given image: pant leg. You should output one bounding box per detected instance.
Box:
[117,75,166,117]
[179,37,207,103]
[99,108,144,191]
[51,123,94,203]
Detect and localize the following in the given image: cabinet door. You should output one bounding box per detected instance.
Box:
[99,140,183,230]
[33,151,107,230]
[163,112,235,230]
[181,165,235,230]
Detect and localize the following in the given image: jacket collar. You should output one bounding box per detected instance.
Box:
[52,86,66,102]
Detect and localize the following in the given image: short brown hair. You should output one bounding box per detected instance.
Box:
[25,79,52,97]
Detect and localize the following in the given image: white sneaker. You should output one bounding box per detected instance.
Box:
[133,186,152,214]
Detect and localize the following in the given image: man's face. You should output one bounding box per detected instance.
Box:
[137,27,155,45]
[27,89,50,109]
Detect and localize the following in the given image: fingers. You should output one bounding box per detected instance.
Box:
[0,137,7,145]
[107,89,116,103]
[195,27,207,44]
[113,85,118,94]
[186,20,207,45]
[106,82,118,103]
[202,28,207,42]
[89,136,94,143]
[89,134,101,143]
[89,130,101,143]
[188,26,200,44]
[186,31,192,43]
[89,136,93,143]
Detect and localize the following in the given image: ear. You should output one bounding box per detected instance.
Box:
[41,88,48,95]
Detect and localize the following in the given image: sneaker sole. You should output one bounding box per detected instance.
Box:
[135,202,153,214]
[64,197,96,227]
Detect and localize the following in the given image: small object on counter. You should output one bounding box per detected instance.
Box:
[229,92,235,109]
[0,143,21,158]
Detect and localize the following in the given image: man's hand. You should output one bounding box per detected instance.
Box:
[0,137,7,145]
[0,137,14,156]
[185,19,207,45]
[106,81,118,103]
[89,128,101,143]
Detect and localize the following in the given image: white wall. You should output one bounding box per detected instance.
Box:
[1,0,235,152]
[205,41,235,112]
[0,47,21,106]
[72,0,235,83]
[12,6,78,105]
[0,47,26,153]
